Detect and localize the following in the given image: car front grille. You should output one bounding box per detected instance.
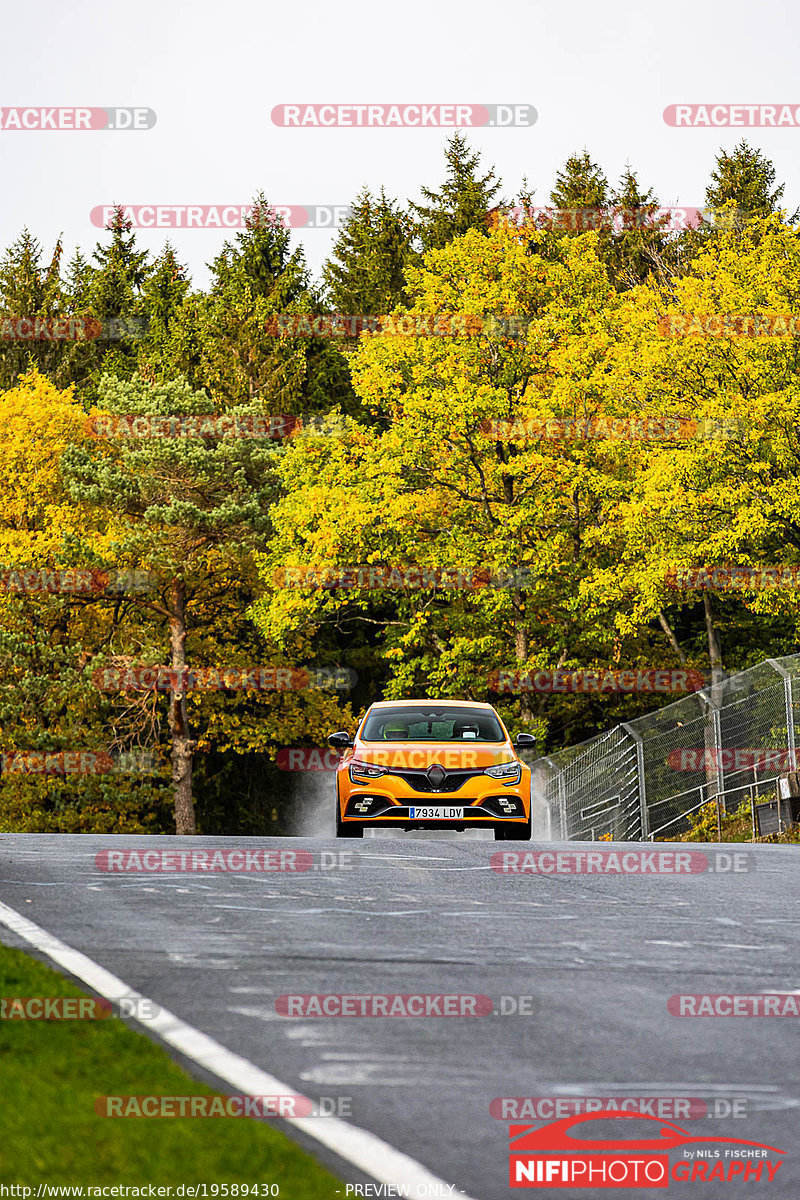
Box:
[388,768,484,794]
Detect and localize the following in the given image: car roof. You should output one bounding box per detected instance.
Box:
[367,699,496,709]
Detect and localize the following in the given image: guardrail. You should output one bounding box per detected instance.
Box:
[532,656,800,841]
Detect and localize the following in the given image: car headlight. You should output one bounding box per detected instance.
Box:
[349,760,387,783]
[484,761,522,784]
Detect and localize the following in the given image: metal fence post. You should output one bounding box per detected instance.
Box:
[696,686,725,816]
[621,722,649,840]
[540,756,555,840]
[712,705,725,815]
[767,659,797,834]
[767,659,797,773]
[541,756,562,839]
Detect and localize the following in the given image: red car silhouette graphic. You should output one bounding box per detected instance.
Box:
[510,1111,784,1154]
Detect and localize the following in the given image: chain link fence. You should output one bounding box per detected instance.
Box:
[532,655,800,841]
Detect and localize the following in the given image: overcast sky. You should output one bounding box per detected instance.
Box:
[5,0,800,290]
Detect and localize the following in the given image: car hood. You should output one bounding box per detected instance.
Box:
[352,742,515,770]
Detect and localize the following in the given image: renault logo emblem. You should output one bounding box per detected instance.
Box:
[426,763,446,789]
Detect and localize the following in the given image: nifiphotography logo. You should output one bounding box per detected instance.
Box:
[508,1111,784,1187]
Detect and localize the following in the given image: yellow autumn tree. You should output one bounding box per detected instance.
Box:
[252,219,683,738]
[0,370,169,832]
[586,215,800,676]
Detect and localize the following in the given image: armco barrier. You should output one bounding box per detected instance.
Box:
[531,656,800,841]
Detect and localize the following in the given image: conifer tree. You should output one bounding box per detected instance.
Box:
[0,231,64,388]
[323,187,414,313]
[705,140,790,224]
[607,166,671,287]
[411,133,502,252]
[550,151,610,212]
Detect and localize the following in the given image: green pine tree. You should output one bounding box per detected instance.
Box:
[607,165,672,288]
[0,231,65,388]
[54,248,99,395]
[705,141,791,226]
[676,143,795,269]
[323,187,414,313]
[90,205,150,321]
[411,133,502,252]
[138,244,193,383]
[551,152,609,208]
[196,194,354,419]
[57,206,154,397]
[199,194,310,406]
[60,373,281,834]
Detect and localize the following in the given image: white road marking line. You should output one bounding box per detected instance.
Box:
[211,906,423,916]
[358,854,452,861]
[0,899,476,1198]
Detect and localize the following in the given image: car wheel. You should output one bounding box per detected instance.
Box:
[495,821,531,841]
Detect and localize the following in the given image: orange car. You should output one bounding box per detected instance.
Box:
[329,700,535,840]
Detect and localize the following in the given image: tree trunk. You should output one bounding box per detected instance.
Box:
[168,580,196,834]
[657,609,686,664]
[513,597,535,725]
[703,593,725,691]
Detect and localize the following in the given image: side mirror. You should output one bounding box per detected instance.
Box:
[514,732,537,748]
[328,731,354,749]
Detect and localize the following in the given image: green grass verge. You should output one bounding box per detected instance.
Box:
[0,943,344,1193]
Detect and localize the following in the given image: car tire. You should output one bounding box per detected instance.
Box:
[495,820,531,841]
[336,802,364,838]
[337,822,364,838]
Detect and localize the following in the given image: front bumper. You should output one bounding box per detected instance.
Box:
[341,789,529,829]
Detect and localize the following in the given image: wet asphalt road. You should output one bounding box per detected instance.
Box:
[0,833,798,1199]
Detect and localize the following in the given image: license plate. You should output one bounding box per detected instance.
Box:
[409,806,464,819]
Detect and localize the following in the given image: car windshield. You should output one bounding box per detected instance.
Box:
[360,706,505,743]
